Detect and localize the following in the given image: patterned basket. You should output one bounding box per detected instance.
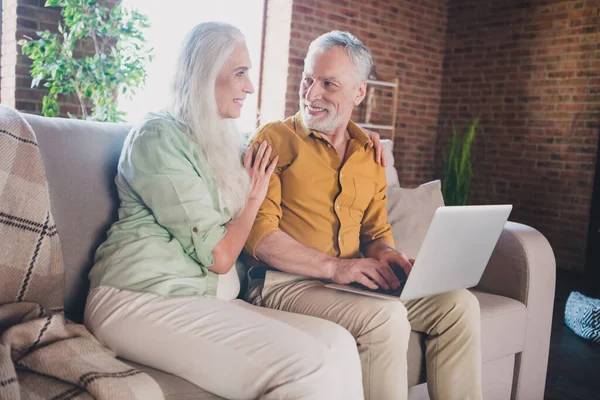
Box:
[564,291,600,344]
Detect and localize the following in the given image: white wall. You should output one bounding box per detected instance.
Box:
[120,0,264,133]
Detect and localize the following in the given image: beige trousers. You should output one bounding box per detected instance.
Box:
[246,272,483,400]
[84,286,363,400]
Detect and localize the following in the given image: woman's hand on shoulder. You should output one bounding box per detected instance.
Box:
[362,128,388,167]
[243,141,279,203]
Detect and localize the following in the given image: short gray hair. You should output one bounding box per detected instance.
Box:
[305,30,373,82]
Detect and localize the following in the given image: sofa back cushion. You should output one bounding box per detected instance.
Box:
[386,180,445,259]
[24,113,131,321]
[381,139,400,188]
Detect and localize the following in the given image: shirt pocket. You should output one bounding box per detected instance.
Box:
[349,178,376,224]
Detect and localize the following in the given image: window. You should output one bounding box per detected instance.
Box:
[120,0,264,133]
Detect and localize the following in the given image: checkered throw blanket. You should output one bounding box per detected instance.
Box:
[0,106,163,399]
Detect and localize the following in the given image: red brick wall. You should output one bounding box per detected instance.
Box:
[1,0,60,113]
[439,0,600,272]
[6,0,598,272]
[281,0,448,186]
[1,0,120,117]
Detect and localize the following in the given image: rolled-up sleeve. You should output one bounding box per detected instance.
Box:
[360,167,395,250]
[121,122,226,267]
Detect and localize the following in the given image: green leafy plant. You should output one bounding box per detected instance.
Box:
[18,0,152,122]
[442,118,479,206]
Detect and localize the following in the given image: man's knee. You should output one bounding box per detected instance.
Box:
[439,289,481,330]
[365,299,411,339]
[452,289,480,321]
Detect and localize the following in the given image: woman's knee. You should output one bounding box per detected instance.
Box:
[272,336,343,398]
[317,320,358,354]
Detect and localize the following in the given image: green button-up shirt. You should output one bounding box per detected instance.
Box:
[89,113,230,297]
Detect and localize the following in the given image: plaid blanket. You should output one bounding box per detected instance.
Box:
[0,106,163,399]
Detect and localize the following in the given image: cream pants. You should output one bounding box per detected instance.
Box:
[246,271,483,400]
[84,285,363,400]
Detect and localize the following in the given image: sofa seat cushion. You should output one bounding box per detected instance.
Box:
[473,290,527,362]
[121,360,225,400]
[406,290,527,386]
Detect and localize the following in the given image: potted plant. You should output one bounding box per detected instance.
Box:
[442,118,479,206]
[18,0,152,122]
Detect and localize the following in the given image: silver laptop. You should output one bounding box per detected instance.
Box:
[325,204,513,301]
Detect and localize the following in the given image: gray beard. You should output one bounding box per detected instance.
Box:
[301,107,338,133]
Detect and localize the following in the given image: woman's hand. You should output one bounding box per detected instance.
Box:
[210,141,278,274]
[363,129,388,167]
[243,141,278,203]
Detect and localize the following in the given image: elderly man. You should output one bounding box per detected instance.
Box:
[244,30,482,400]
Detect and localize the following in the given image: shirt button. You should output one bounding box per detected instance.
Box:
[340,172,343,178]
[192,227,199,233]
[336,204,340,210]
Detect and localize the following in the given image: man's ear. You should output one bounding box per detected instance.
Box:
[353,81,367,106]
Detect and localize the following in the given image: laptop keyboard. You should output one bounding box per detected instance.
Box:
[349,281,406,297]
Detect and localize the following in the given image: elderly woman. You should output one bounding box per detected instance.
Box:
[84,22,374,399]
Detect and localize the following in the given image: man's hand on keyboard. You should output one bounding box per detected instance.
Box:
[376,248,414,278]
[330,258,401,291]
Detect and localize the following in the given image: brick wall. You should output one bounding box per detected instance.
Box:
[1,0,119,117]
[4,0,598,271]
[271,0,448,187]
[439,0,600,272]
[1,0,60,113]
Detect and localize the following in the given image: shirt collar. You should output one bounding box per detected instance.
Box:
[293,112,370,150]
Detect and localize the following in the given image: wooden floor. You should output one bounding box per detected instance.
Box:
[544,271,600,400]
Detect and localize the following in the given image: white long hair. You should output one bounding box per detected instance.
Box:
[169,22,250,217]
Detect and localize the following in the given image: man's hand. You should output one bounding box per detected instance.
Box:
[330,258,401,290]
[377,248,414,278]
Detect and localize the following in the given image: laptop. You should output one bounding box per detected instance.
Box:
[325,204,513,301]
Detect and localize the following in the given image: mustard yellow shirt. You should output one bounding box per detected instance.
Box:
[245,112,394,260]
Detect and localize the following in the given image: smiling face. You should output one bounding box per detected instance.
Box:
[299,46,367,134]
[215,41,254,119]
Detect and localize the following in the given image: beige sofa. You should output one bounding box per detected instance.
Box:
[23,111,556,400]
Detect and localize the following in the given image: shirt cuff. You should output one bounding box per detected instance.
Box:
[191,224,227,267]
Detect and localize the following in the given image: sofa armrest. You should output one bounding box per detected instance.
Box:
[475,221,556,400]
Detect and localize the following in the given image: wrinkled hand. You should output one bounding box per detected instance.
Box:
[243,141,279,203]
[331,257,401,290]
[362,128,387,167]
[377,249,414,278]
